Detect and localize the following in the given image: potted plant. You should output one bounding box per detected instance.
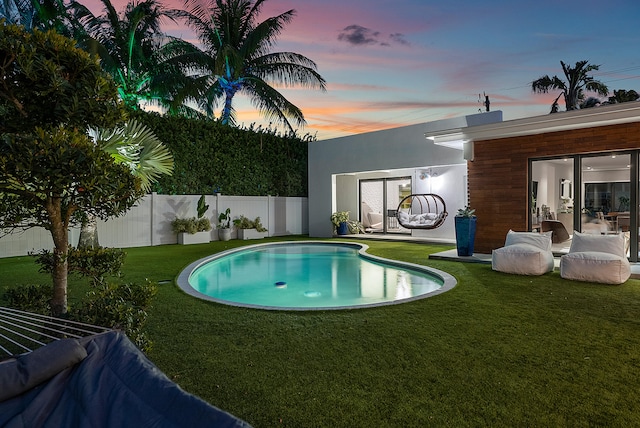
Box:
[171,195,212,245]
[454,206,476,256]
[233,215,268,240]
[217,208,232,241]
[331,211,350,235]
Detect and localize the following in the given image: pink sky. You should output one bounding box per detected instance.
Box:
[86,0,640,140]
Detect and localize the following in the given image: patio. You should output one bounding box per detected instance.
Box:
[340,233,640,278]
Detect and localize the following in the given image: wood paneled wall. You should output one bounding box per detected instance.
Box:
[469,121,640,253]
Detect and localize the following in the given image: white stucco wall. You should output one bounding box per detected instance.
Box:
[308,112,503,237]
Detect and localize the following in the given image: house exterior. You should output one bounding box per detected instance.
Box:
[450,102,640,258]
[310,102,640,261]
[308,111,503,240]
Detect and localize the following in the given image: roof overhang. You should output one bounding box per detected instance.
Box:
[427,102,640,148]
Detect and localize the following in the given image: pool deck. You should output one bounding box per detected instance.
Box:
[340,233,640,279]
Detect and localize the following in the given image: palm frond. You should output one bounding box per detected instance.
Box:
[90,120,174,192]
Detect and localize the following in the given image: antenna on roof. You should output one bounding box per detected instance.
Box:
[478,92,490,112]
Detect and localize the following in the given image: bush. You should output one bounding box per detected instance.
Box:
[233,215,267,232]
[33,246,126,286]
[14,247,157,352]
[3,283,53,315]
[132,111,310,196]
[72,281,158,352]
[171,217,212,234]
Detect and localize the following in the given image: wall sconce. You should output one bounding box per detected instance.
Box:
[419,169,439,180]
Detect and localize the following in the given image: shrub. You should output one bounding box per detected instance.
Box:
[71,281,158,352]
[171,217,212,234]
[3,283,53,315]
[131,111,310,196]
[233,215,267,232]
[33,246,126,286]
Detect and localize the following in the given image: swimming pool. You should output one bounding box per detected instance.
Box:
[177,242,456,310]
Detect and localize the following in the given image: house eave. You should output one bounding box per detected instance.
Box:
[428,102,640,145]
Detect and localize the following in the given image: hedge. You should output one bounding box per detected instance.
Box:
[131,111,310,197]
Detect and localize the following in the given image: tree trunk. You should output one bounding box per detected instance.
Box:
[47,198,70,317]
[78,214,99,249]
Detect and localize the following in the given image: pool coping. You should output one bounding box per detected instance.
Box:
[176,240,457,311]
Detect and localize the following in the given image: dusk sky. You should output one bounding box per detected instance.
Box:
[91,0,640,140]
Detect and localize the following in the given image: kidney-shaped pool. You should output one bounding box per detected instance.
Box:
[177,241,456,310]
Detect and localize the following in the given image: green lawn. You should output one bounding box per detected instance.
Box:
[2,237,640,427]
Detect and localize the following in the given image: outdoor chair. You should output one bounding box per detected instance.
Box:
[560,231,630,285]
[492,230,554,276]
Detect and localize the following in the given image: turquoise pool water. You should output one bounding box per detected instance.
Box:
[177,242,456,310]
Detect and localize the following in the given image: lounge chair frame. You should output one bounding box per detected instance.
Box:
[395,193,448,230]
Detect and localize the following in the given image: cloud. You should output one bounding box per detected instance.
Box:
[389,33,410,46]
[338,25,381,46]
[337,25,410,47]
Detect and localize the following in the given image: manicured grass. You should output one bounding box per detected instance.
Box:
[2,237,640,427]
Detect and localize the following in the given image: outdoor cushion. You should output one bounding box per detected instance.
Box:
[0,338,87,402]
[569,231,626,258]
[398,212,444,227]
[504,230,553,251]
[492,242,554,275]
[560,251,630,285]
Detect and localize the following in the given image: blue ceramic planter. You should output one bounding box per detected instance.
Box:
[337,221,349,235]
[455,216,477,256]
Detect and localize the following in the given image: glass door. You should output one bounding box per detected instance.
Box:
[386,178,411,234]
[360,177,411,234]
[530,158,574,235]
[581,153,631,255]
[360,180,384,233]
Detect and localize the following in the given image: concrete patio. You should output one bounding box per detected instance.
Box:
[340,233,640,279]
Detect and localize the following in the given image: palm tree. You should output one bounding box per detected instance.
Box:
[608,89,639,104]
[1,0,81,35]
[78,119,174,249]
[73,0,186,110]
[532,60,609,112]
[177,0,326,131]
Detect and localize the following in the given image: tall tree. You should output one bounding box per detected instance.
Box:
[532,60,609,112]
[73,0,186,109]
[608,89,639,104]
[178,0,326,131]
[0,24,142,316]
[0,0,84,35]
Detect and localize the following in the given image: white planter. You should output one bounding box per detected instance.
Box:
[218,228,232,241]
[178,231,211,245]
[237,229,268,240]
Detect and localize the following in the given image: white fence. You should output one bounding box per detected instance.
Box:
[0,194,309,259]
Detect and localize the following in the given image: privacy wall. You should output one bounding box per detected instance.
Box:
[0,194,308,258]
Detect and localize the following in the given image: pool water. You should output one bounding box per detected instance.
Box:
[179,242,456,310]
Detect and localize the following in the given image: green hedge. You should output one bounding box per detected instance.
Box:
[131,111,310,196]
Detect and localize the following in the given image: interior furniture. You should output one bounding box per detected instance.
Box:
[560,231,630,285]
[395,194,447,230]
[540,220,570,243]
[492,230,555,276]
[387,209,398,229]
[617,213,630,232]
[360,201,383,232]
[557,212,573,235]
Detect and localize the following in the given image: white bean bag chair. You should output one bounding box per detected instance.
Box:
[560,231,630,285]
[492,230,554,275]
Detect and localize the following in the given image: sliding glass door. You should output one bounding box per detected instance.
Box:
[530,152,637,261]
[360,177,411,234]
